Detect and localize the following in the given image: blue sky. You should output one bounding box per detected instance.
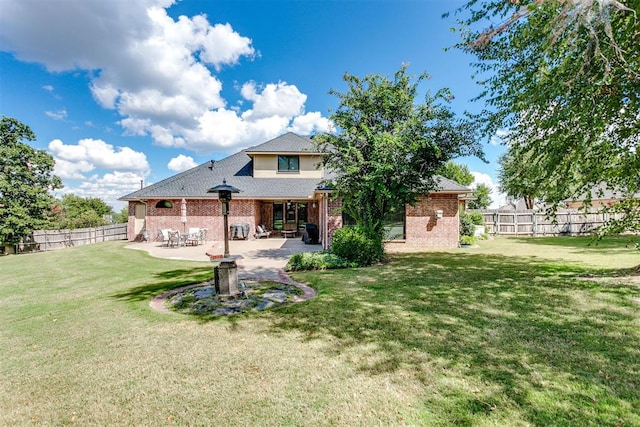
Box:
[0,0,506,210]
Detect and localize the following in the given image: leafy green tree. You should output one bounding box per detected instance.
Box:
[112,206,129,224]
[498,143,541,210]
[316,65,481,241]
[0,117,62,246]
[451,0,640,233]
[52,194,113,229]
[437,161,474,186]
[468,183,492,210]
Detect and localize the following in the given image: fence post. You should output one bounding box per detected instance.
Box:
[568,211,573,235]
[533,212,537,236]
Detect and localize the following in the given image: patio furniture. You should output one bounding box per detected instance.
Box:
[186,227,203,246]
[158,229,171,247]
[230,223,250,240]
[167,230,180,247]
[282,230,296,239]
[254,225,271,239]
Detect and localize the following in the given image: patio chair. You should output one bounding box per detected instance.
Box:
[186,227,201,246]
[167,230,180,247]
[254,224,271,239]
[158,229,171,246]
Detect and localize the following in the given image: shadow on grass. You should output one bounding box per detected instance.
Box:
[268,252,640,425]
[510,235,639,253]
[111,266,212,303]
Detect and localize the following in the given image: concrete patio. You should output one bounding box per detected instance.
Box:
[126,236,322,280]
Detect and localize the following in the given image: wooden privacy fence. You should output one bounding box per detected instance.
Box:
[19,223,128,252]
[474,210,625,236]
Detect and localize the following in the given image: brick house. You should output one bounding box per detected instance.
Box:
[564,183,640,209]
[120,132,470,249]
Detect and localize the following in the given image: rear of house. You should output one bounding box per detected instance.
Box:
[120,132,470,249]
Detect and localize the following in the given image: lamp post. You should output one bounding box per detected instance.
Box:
[207,179,240,258]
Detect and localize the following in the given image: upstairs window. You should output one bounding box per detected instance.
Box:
[278,155,299,173]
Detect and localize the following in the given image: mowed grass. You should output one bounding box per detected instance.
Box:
[1,237,638,426]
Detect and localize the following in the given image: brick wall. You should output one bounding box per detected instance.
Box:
[127,194,461,248]
[327,199,343,247]
[128,198,259,242]
[405,194,460,248]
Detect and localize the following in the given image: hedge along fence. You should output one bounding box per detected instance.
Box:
[474,209,626,236]
[14,223,128,253]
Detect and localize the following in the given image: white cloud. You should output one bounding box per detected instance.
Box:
[55,171,147,211]
[49,138,150,172]
[52,158,94,180]
[0,0,162,71]
[289,112,334,135]
[173,81,330,154]
[470,171,507,209]
[45,108,67,120]
[240,81,306,119]
[42,85,54,92]
[168,154,198,172]
[46,137,151,209]
[199,22,256,70]
[0,0,329,157]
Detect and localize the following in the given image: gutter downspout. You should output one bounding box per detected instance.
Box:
[323,194,329,250]
[140,199,148,241]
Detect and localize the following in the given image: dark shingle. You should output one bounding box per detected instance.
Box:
[120,133,471,201]
[244,132,318,153]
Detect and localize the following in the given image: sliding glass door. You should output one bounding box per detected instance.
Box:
[273,201,307,231]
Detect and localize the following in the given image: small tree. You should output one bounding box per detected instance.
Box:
[498,144,541,210]
[316,65,481,246]
[0,117,62,248]
[469,183,492,210]
[437,161,474,186]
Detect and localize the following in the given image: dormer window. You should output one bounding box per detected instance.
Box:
[278,155,299,173]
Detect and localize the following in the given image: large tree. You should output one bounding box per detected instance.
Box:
[451,0,640,233]
[0,117,62,246]
[51,194,113,229]
[316,65,481,238]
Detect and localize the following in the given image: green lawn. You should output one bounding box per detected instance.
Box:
[1,237,638,426]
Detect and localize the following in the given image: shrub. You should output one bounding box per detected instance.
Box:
[330,226,384,267]
[460,235,477,246]
[459,212,476,237]
[468,212,485,226]
[286,251,356,271]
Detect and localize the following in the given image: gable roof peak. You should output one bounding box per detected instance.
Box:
[244,132,319,154]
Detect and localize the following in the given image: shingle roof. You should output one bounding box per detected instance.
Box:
[120,133,471,201]
[434,175,472,193]
[120,149,322,201]
[571,182,640,202]
[244,132,318,154]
